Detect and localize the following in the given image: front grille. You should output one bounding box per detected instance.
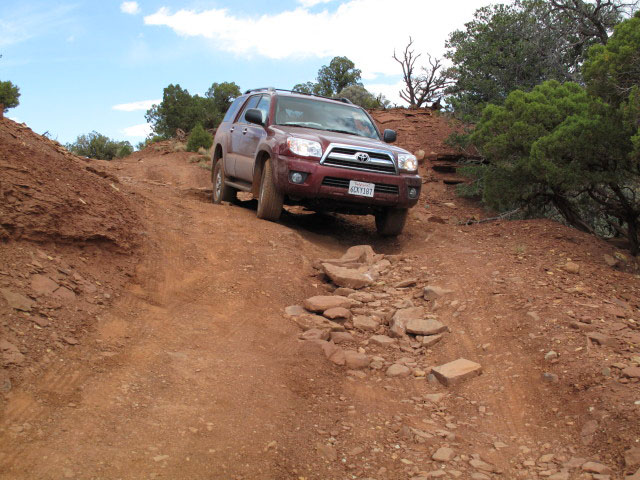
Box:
[321,144,397,175]
[322,176,399,195]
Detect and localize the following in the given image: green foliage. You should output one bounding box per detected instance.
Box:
[336,85,390,109]
[205,81,241,112]
[186,124,213,153]
[67,131,133,160]
[293,56,362,97]
[146,81,240,138]
[0,80,20,112]
[583,11,640,107]
[470,80,639,253]
[445,0,617,121]
[136,135,166,151]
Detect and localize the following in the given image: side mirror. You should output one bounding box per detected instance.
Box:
[245,108,264,126]
[383,129,397,143]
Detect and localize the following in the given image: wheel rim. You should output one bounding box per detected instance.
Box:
[215,168,223,199]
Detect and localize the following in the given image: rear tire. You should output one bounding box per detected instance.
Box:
[256,158,283,221]
[375,208,408,236]
[212,159,235,204]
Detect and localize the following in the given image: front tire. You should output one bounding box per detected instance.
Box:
[375,208,408,236]
[256,158,283,221]
[212,159,235,204]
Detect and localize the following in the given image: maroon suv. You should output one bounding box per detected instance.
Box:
[211,88,421,235]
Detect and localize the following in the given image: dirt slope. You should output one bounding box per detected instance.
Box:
[0,120,639,479]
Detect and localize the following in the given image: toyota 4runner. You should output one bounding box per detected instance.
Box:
[211,88,421,236]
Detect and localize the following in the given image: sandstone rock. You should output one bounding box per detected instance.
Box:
[333,287,356,296]
[406,319,447,336]
[330,331,354,344]
[318,341,345,366]
[30,275,59,296]
[587,332,615,346]
[469,458,498,473]
[344,350,370,369]
[581,461,612,475]
[622,366,640,379]
[369,335,396,347]
[0,289,34,312]
[322,263,374,289]
[53,286,76,302]
[348,292,375,303]
[603,254,618,267]
[284,305,306,317]
[422,334,444,347]
[292,313,345,332]
[423,286,454,301]
[564,261,580,274]
[386,364,411,378]
[395,278,417,288]
[542,372,559,383]
[625,447,640,471]
[545,351,559,361]
[548,472,569,480]
[63,336,79,345]
[432,359,482,386]
[392,306,425,323]
[353,315,379,332]
[323,307,351,320]
[303,295,353,313]
[432,447,454,462]
[300,329,330,341]
[0,340,25,366]
[424,393,445,404]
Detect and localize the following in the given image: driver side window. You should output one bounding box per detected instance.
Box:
[238,95,260,123]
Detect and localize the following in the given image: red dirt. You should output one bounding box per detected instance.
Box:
[0,114,638,479]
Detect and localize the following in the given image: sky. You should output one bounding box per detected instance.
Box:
[0,0,493,146]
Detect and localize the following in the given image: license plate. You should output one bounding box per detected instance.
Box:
[348,180,375,197]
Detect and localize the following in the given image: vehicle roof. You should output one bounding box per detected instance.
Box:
[243,87,358,107]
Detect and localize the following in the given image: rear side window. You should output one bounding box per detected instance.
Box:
[238,95,261,123]
[222,97,244,123]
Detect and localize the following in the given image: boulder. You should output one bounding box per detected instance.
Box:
[323,307,351,321]
[344,351,370,369]
[386,364,411,378]
[1,289,35,312]
[303,295,353,313]
[353,315,379,332]
[432,358,482,386]
[405,319,447,336]
[330,331,354,344]
[322,263,375,289]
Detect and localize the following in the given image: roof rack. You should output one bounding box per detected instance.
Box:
[243,87,355,105]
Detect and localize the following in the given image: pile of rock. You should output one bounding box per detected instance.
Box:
[286,246,482,386]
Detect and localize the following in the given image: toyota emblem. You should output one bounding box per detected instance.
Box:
[355,152,370,162]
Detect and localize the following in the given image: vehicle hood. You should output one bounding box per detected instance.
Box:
[270,125,411,158]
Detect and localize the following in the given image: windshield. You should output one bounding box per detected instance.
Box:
[275,96,379,140]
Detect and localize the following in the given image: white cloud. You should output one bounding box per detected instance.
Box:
[298,0,334,7]
[123,123,152,137]
[112,99,160,112]
[143,0,488,80]
[363,80,406,107]
[0,4,76,47]
[121,1,141,15]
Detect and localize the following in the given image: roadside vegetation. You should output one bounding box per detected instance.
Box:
[427,0,640,254]
[0,80,20,113]
[66,131,133,160]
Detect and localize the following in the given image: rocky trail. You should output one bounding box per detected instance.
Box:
[1,116,639,479]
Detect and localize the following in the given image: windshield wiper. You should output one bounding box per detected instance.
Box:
[323,128,358,136]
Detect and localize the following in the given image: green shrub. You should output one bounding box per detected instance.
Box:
[186,124,213,152]
[0,80,20,112]
[67,131,133,160]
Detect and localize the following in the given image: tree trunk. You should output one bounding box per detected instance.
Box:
[551,194,594,234]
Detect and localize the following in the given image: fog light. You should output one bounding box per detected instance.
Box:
[290,172,306,184]
[408,187,419,199]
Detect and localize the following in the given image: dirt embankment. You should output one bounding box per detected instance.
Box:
[0,118,141,394]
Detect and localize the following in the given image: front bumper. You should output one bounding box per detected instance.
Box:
[273,154,421,209]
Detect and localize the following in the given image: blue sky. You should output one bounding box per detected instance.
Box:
[1,0,491,146]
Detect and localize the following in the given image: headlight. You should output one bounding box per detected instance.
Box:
[398,153,418,172]
[287,137,322,158]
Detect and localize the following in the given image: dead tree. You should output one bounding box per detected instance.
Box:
[393,37,452,109]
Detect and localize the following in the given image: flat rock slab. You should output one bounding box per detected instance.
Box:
[369,335,396,347]
[392,307,425,323]
[330,331,354,344]
[432,358,482,386]
[587,332,615,346]
[432,447,455,462]
[30,275,59,296]
[353,315,379,332]
[622,366,640,379]
[322,263,374,290]
[344,350,370,369]
[386,364,411,378]
[323,307,351,320]
[1,289,35,312]
[303,295,353,313]
[284,305,306,317]
[423,285,454,301]
[292,314,345,332]
[422,334,444,347]
[406,319,447,336]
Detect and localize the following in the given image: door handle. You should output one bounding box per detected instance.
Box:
[229,126,235,132]
[242,128,248,135]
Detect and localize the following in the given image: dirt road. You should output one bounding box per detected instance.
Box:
[1,149,639,479]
